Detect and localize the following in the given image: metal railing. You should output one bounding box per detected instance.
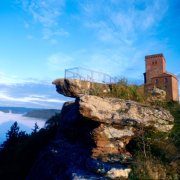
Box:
[65,67,118,84]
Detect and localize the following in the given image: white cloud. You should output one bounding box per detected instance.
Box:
[0,71,50,85]
[18,0,67,40]
[80,0,168,44]
[0,74,69,108]
[18,0,168,44]
[0,72,18,85]
[47,53,75,72]
[21,0,64,27]
[0,91,64,105]
[46,47,144,81]
[83,51,129,75]
[15,0,170,84]
[42,28,69,40]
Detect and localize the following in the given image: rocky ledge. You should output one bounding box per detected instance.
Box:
[52,78,110,97]
[28,79,174,180]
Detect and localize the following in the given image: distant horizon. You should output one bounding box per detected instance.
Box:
[0,0,180,107]
[0,105,60,110]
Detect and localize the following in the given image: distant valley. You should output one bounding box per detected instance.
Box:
[23,109,60,119]
[0,106,60,120]
[0,106,36,114]
[0,106,60,144]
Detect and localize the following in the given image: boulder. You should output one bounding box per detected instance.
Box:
[79,95,173,132]
[147,87,167,102]
[52,78,110,98]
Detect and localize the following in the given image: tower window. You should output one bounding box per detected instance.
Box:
[164,77,168,83]
[155,79,158,84]
[152,61,157,65]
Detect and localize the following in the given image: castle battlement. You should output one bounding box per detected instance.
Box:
[145,53,164,59]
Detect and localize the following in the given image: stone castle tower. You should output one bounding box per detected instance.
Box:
[144,53,179,101]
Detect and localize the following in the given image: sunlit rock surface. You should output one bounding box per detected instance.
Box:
[52,78,110,98]
[27,80,174,180]
[147,87,167,102]
[79,95,174,132]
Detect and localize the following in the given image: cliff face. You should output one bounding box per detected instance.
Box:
[28,79,174,180]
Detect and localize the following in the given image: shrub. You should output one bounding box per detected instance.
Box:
[128,105,180,180]
[109,78,145,102]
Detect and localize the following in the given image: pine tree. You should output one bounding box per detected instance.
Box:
[2,121,20,148]
[32,122,39,134]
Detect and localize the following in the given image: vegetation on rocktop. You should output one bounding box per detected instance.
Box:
[90,78,145,102]
[109,78,145,102]
[0,113,60,180]
[128,101,180,179]
[91,78,177,109]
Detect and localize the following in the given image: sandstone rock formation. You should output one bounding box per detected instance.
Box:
[28,79,174,180]
[79,95,173,164]
[147,87,167,102]
[79,95,173,132]
[52,78,110,97]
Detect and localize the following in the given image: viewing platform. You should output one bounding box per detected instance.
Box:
[64,67,118,84]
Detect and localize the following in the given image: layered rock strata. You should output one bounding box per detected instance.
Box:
[79,95,173,164]
[28,79,174,180]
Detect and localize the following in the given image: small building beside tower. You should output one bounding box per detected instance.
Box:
[144,53,179,101]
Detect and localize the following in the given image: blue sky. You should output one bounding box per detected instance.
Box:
[0,0,180,108]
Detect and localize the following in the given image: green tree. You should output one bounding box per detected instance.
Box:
[31,122,39,134]
[2,122,20,147]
